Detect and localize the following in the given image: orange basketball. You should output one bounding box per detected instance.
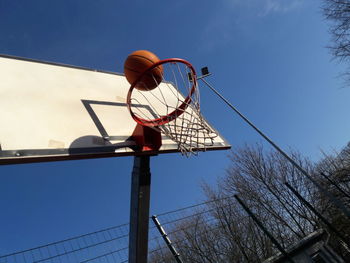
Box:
[124,50,163,91]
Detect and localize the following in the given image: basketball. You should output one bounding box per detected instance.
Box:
[124,50,163,91]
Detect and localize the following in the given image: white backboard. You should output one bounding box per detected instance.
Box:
[0,55,230,164]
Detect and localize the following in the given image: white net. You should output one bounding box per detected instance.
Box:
[128,60,218,156]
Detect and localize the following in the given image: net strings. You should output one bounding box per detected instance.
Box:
[130,62,218,156]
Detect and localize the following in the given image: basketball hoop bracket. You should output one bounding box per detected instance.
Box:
[131,124,162,152]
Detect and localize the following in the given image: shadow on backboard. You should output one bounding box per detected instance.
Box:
[68,135,141,155]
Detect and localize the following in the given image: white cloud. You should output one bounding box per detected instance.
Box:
[260,0,303,16]
[223,0,303,15]
[198,0,304,51]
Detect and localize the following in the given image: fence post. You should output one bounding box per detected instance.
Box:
[151,215,183,263]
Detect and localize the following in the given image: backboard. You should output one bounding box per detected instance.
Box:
[0,54,230,164]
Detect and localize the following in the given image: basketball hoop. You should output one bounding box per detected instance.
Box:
[126,58,218,156]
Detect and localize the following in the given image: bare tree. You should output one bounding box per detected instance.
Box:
[323,0,350,62]
[322,0,350,85]
[314,143,350,259]
[149,143,350,262]
[204,144,317,255]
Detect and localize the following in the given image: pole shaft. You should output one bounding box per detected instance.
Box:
[319,172,350,199]
[129,156,152,263]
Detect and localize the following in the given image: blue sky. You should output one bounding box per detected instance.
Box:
[1,0,349,254]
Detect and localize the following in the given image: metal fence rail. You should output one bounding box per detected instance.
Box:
[1,179,349,263]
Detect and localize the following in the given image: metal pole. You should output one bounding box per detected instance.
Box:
[319,172,350,199]
[201,78,350,220]
[129,156,152,263]
[151,215,183,263]
[284,182,350,250]
[234,195,295,263]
